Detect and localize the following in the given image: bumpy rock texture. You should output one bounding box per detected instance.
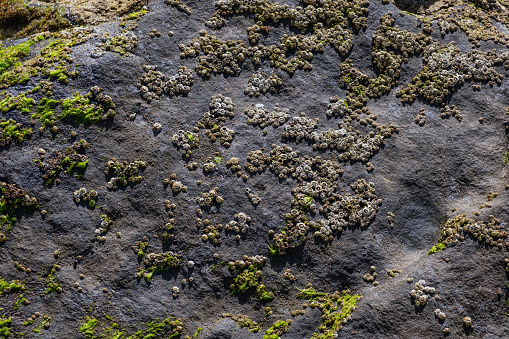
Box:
[1,0,509,338]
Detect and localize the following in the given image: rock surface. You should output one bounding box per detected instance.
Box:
[1,0,509,338]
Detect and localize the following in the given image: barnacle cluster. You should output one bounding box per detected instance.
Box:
[434,308,447,321]
[244,71,282,97]
[179,30,248,77]
[0,118,32,146]
[431,214,507,252]
[362,266,377,284]
[224,212,252,235]
[0,181,37,242]
[94,215,112,242]
[297,285,361,339]
[245,188,261,206]
[228,255,273,301]
[91,30,138,58]
[160,218,175,243]
[429,1,509,47]
[221,313,260,333]
[168,179,188,194]
[205,125,235,148]
[136,251,181,282]
[132,237,149,259]
[317,179,381,236]
[36,139,89,185]
[201,94,235,127]
[254,142,381,255]
[283,111,398,163]
[73,187,98,208]
[225,157,242,173]
[171,130,199,160]
[196,187,224,208]
[410,280,435,308]
[137,65,195,102]
[104,158,148,189]
[203,157,218,174]
[387,211,395,228]
[200,0,370,74]
[165,0,192,15]
[414,108,426,126]
[199,95,235,147]
[245,150,271,174]
[245,104,290,129]
[397,43,509,104]
[439,105,462,121]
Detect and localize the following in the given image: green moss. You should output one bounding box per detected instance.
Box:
[0,35,86,89]
[0,118,32,144]
[428,242,446,254]
[60,92,103,124]
[298,287,361,339]
[33,97,59,125]
[79,315,183,339]
[0,39,34,75]
[44,264,61,294]
[0,316,12,339]
[230,263,274,302]
[263,320,292,339]
[79,317,98,338]
[123,9,148,21]
[192,327,202,337]
[0,276,25,295]
[0,93,35,114]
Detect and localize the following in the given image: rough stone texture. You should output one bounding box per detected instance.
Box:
[1,0,509,338]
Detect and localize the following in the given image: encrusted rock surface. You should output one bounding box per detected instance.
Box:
[1,0,509,338]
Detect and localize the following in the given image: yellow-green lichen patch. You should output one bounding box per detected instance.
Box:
[297,285,361,339]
